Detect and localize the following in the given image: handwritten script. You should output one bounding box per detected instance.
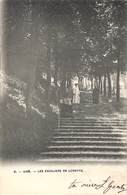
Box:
[68,176,127,194]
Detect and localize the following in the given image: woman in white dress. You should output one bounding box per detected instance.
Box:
[72,83,80,104]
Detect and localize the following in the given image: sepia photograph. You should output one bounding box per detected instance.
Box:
[1,1,127,195]
[0,0,127,164]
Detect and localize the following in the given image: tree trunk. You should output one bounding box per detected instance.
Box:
[90,77,93,90]
[54,65,58,87]
[116,59,120,102]
[100,77,103,94]
[25,0,36,118]
[54,34,59,105]
[107,67,112,99]
[104,74,107,97]
[54,33,58,86]
[99,75,102,94]
[60,65,67,97]
[46,42,51,114]
[25,66,36,116]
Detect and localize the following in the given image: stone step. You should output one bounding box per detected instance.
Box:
[60,122,127,125]
[55,129,127,133]
[38,157,127,162]
[60,121,127,124]
[60,117,127,121]
[40,151,127,157]
[52,136,127,140]
[53,133,127,137]
[47,145,127,150]
[60,120,127,124]
[52,135,127,141]
[58,126,127,129]
[54,131,127,136]
[61,121,127,123]
[50,140,127,146]
[45,148,127,153]
[60,120,127,122]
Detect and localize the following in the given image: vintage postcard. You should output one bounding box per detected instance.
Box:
[0,0,127,194]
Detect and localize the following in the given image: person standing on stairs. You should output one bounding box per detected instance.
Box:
[92,85,99,104]
[66,84,73,117]
[72,83,80,111]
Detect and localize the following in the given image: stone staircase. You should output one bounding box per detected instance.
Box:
[39,117,127,162]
